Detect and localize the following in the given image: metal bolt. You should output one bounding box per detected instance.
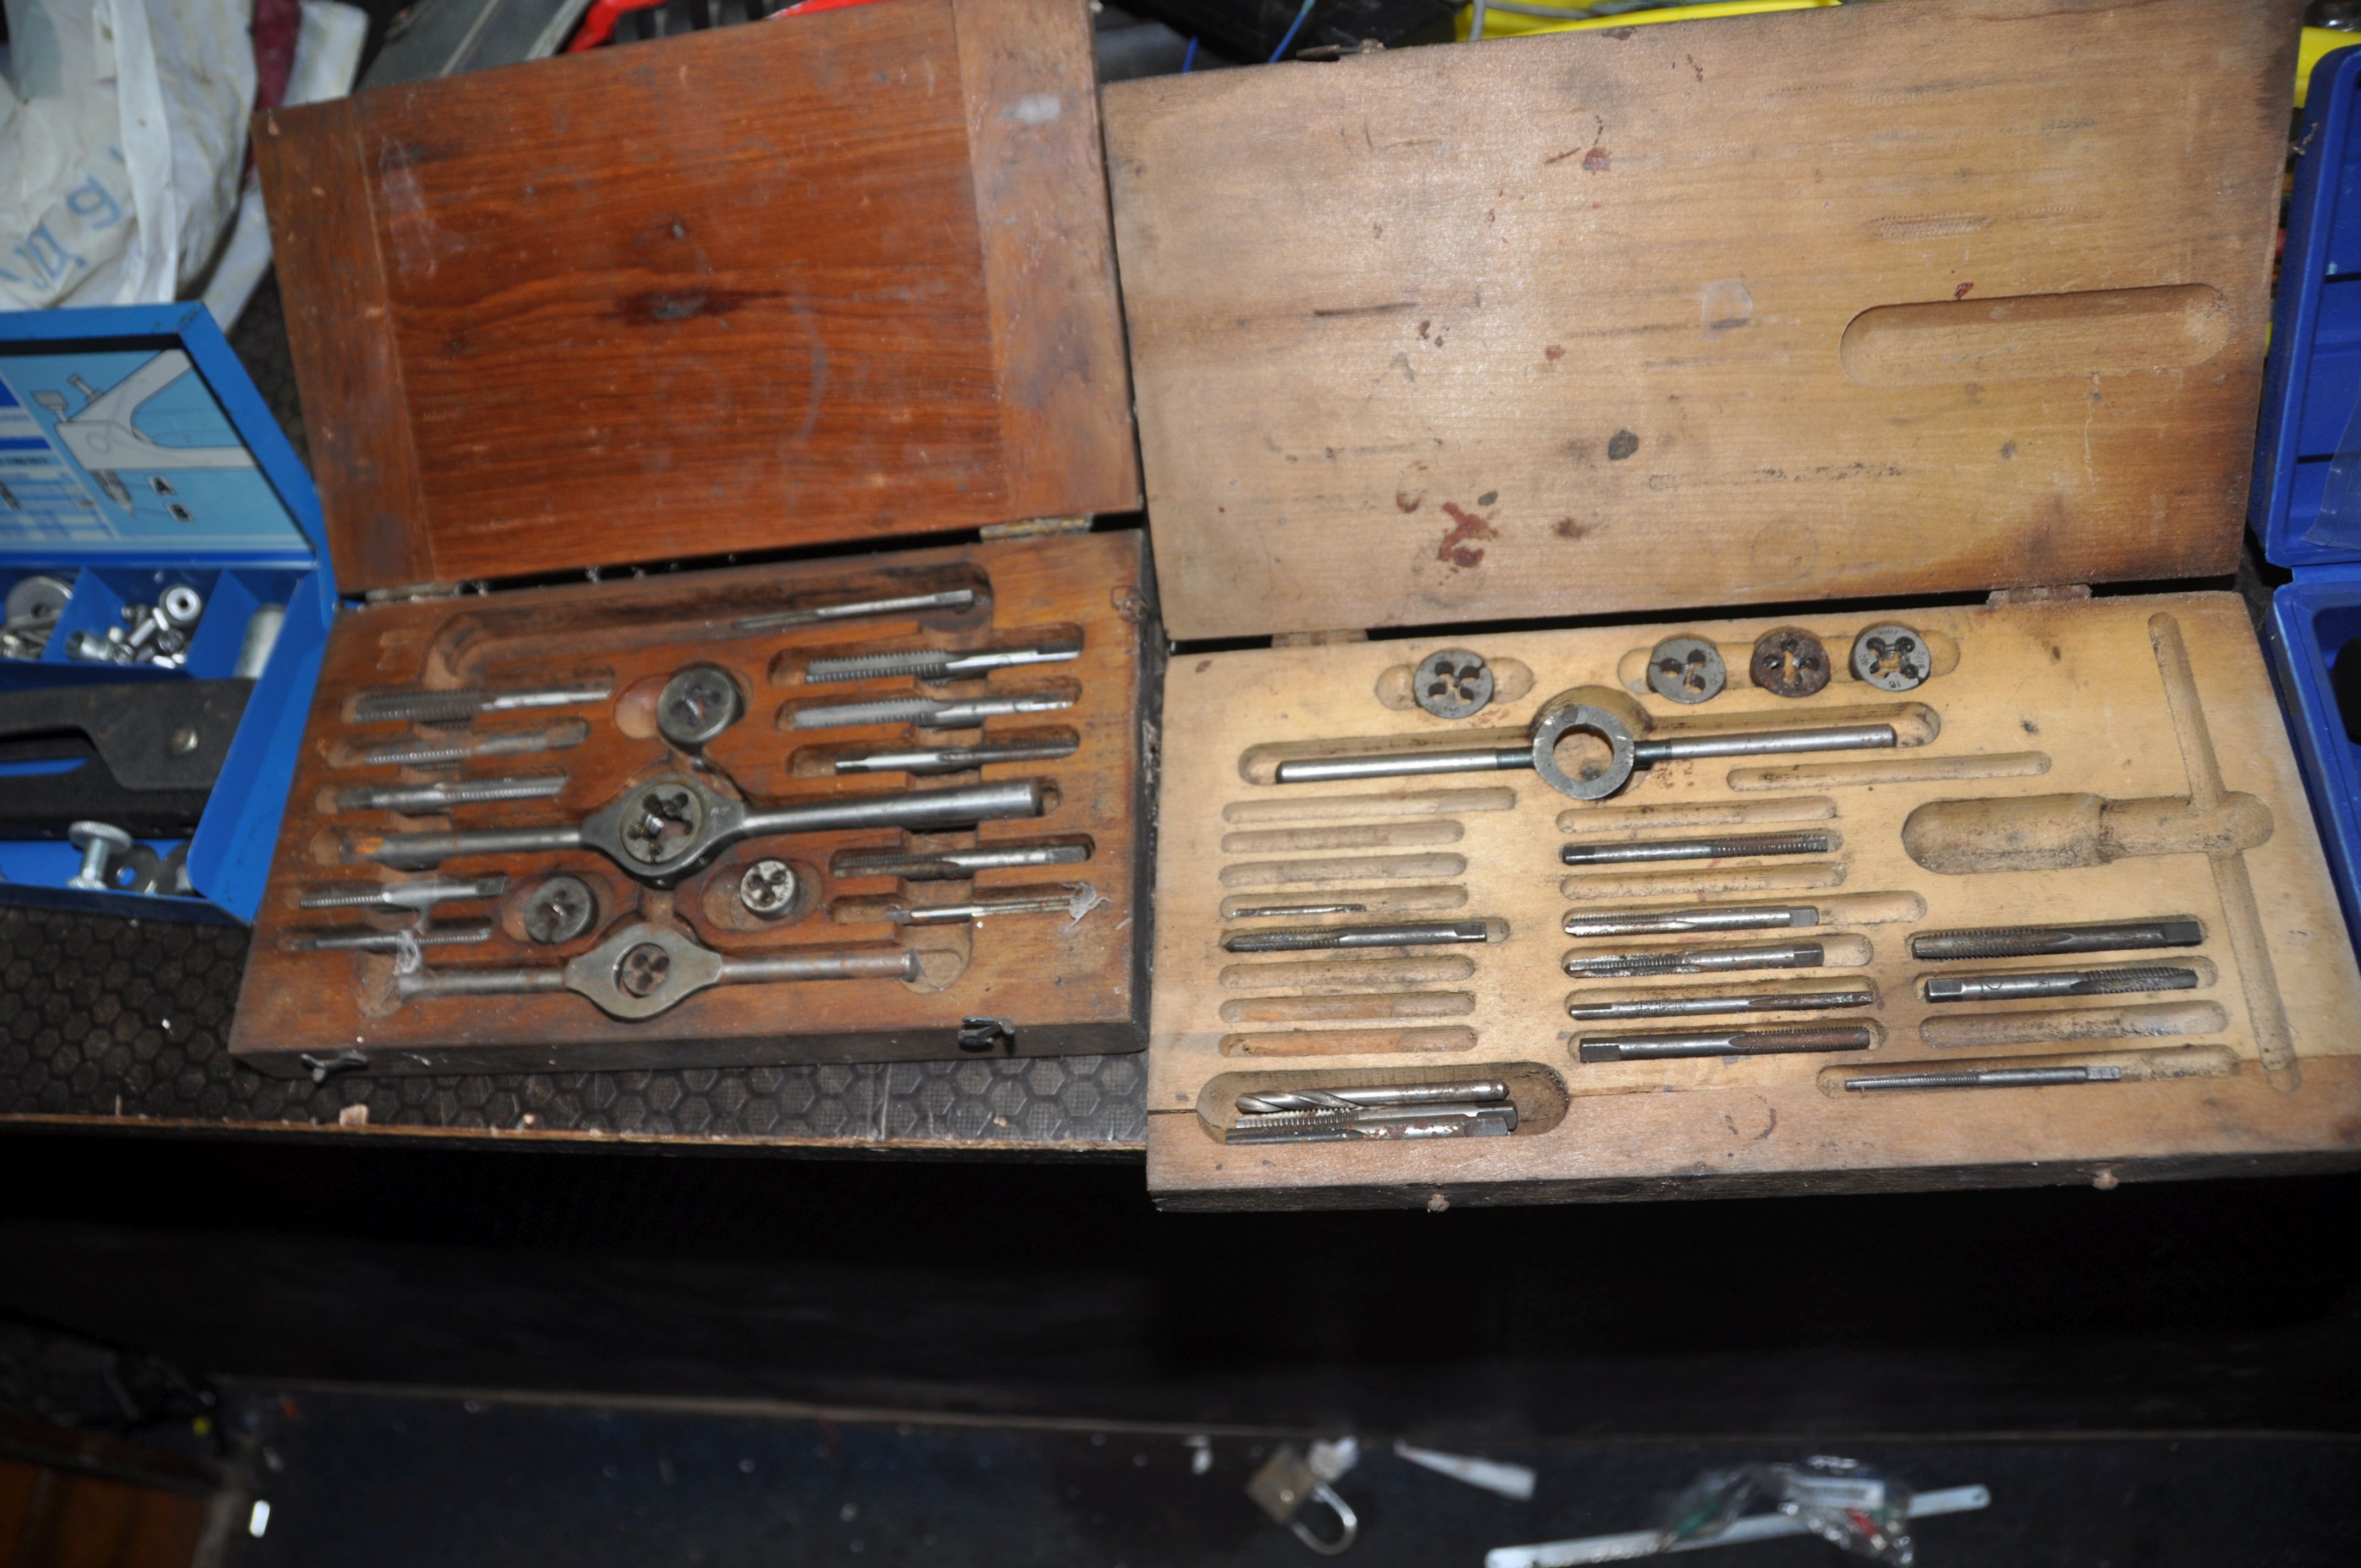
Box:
[738,859,798,918]
[66,820,134,891]
[616,942,672,998]
[522,874,596,944]
[168,726,201,756]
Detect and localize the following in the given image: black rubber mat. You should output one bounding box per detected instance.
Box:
[0,907,1145,1147]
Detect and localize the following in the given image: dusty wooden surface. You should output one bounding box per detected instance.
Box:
[1145,592,2361,1207]
[231,532,1152,1076]
[1102,0,2299,639]
[258,0,1135,593]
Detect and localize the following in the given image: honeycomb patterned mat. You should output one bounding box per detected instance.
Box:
[0,908,1146,1149]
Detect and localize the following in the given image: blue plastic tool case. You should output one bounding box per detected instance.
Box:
[0,304,333,922]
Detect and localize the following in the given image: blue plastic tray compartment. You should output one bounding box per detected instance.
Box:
[2267,569,2361,951]
[0,303,334,922]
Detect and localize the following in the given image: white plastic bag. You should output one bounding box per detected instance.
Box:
[0,0,257,309]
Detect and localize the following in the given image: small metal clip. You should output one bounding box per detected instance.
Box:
[1248,1441,1361,1556]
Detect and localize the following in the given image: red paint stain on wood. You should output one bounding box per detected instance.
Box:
[1396,489,1423,514]
[1544,345,1565,361]
[1582,147,1612,173]
[1954,281,1974,300]
[1437,503,1498,569]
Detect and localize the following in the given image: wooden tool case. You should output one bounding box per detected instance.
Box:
[1106,0,2361,1206]
[230,0,1152,1077]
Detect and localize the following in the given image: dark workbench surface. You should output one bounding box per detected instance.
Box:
[0,906,1146,1151]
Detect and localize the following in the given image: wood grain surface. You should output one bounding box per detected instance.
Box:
[257,0,1136,593]
[1144,592,2361,1207]
[1102,0,2300,639]
[230,531,1152,1075]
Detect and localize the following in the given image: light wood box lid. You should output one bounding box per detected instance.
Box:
[1102,0,2299,641]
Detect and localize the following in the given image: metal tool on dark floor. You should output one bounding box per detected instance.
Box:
[333,775,569,813]
[1845,1064,2125,1092]
[1564,940,1830,978]
[1271,686,1897,801]
[1922,965,2202,1002]
[1248,1440,1360,1556]
[1750,626,1830,697]
[1910,918,2204,960]
[1851,623,1932,692]
[1223,919,1494,953]
[393,920,920,1019]
[790,690,1076,731]
[298,875,508,912]
[0,679,253,835]
[1566,984,1878,1020]
[830,842,1089,881]
[1560,831,1833,865]
[1647,635,1726,704]
[832,736,1080,775]
[802,635,1081,685]
[349,773,1054,884]
[1412,648,1494,718]
[347,680,612,725]
[1563,902,1823,938]
[731,586,979,635]
[1577,1025,1874,1062]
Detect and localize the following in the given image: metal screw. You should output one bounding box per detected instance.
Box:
[66,820,134,891]
[616,942,672,998]
[738,859,798,918]
[1412,649,1494,719]
[657,664,743,748]
[168,726,201,756]
[1647,636,1727,704]
[1851,623,1931,692]
[522,874,596,944]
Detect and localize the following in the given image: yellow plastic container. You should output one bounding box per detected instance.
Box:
[1454,0,1835,45]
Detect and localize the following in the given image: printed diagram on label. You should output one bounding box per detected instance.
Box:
[0,349,304,554]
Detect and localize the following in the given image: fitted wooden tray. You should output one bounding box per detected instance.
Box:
[1102,0,2298,640]
[1145,592,2361,1207]
[230,531,1153,1076]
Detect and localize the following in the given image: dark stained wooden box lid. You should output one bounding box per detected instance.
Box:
[258,0,1138,595]
[1101,0,2299,641]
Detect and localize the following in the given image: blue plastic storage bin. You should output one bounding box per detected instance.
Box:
[0,304,333,922]
[2254,44,2361,952]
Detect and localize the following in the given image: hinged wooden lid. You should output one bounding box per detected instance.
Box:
[258,0,1138,595]
[1102,0,2298,641]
